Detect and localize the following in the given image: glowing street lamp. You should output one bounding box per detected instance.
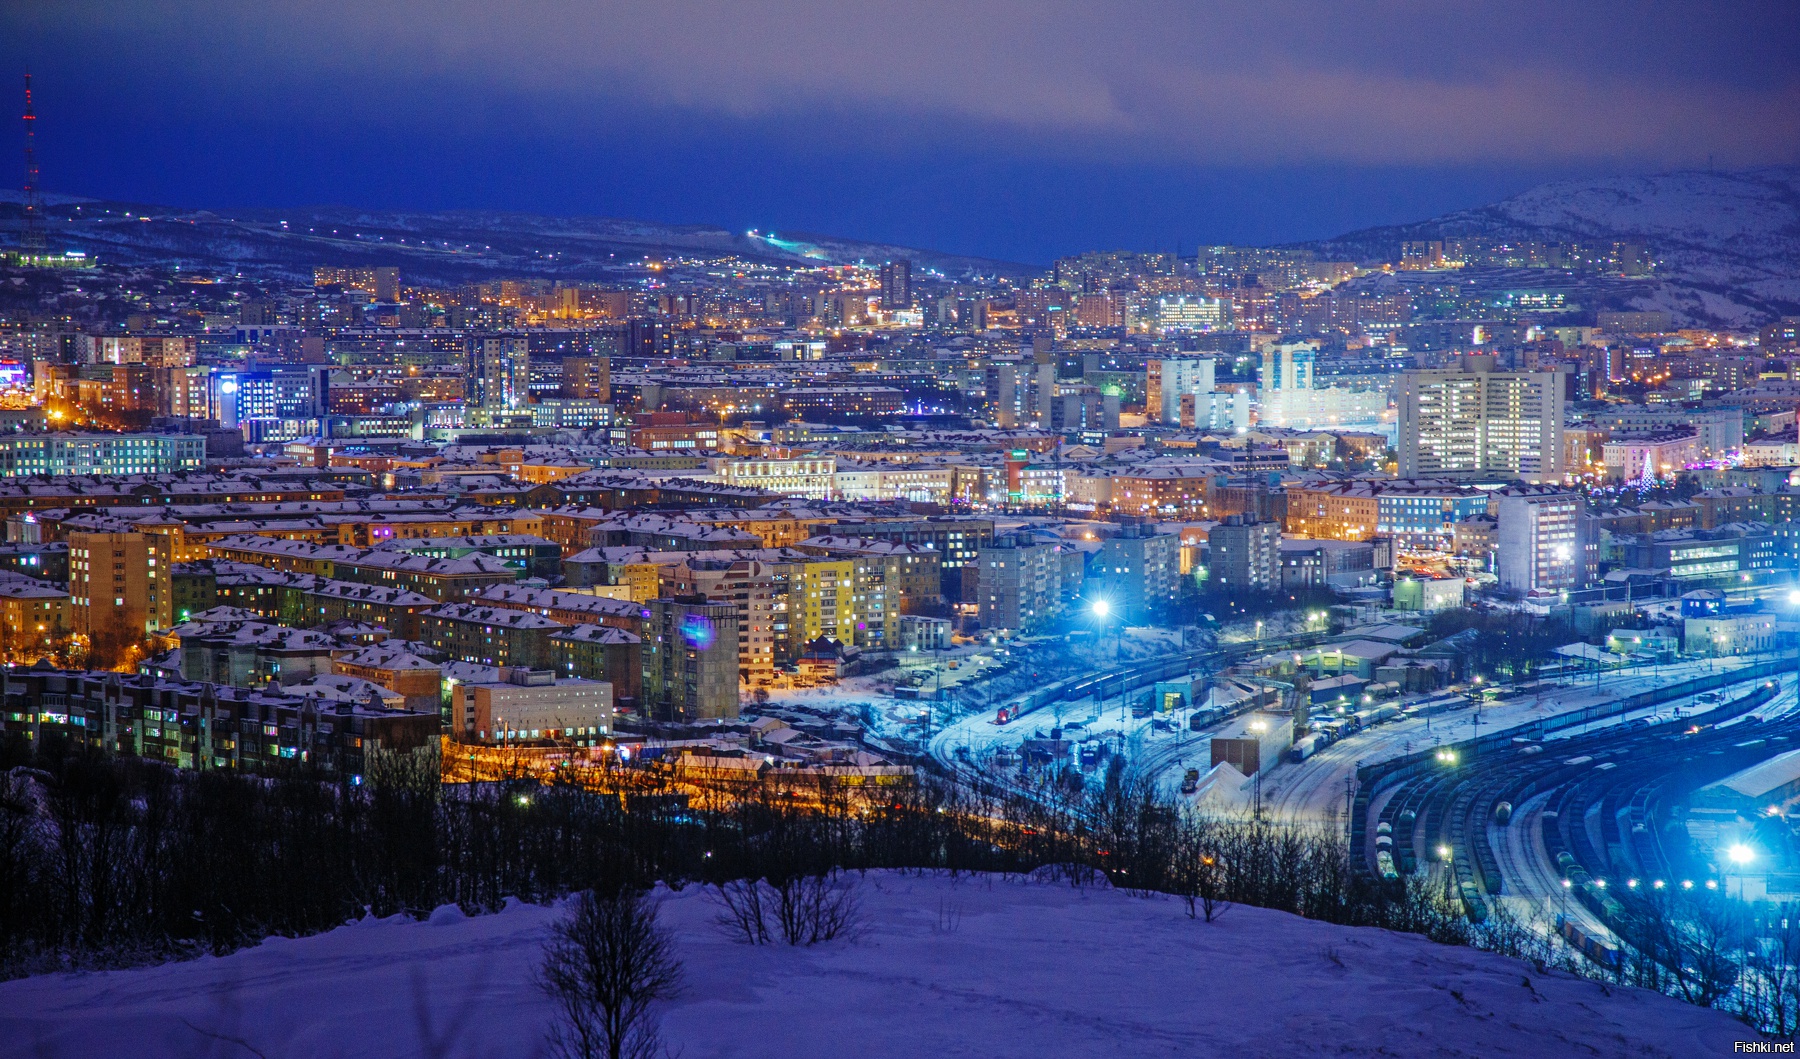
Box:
[1728,843,1755,866]
[1090,598,1110,618]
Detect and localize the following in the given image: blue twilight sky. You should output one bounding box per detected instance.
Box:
[3,1,1797,264]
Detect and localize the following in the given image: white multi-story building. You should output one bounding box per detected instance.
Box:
[833,460,957,503]
[1257,342,1388,429]
[1580,406,1741,460]
[1146,356,1216,425]
[1601,431,1700,481]
[709,455,837,500]
[1259,343,1316,393]
[0,433,206,477]
[1494,485,1582,596]
[1397,356,1564,482]
[458,668,613,743]
[1156,296,1229,333]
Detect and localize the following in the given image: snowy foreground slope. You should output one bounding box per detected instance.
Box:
[0,872,1754,1059]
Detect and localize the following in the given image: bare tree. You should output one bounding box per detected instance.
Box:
[709,878,772,945]
[770,871,861,946]
[539,887,683,1059]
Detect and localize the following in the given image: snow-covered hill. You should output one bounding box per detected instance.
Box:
[0,197,1030,284]
[0,872,1751,1058]
[1317,167,1800,329]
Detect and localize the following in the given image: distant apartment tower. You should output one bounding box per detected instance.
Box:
[372,267,401,303]
[1397,356,1565,483]
[1258,343,1315,393]
[1207,515,1280,593]
[467,334,530,410]
[561,356,612,402]
[69,530,172,652]
[1493,485,1582,596]
[879,260,912,311]
[1400,241,1445,269]
[1145,356,1215,425]
[976,533,1067,633]
[1092,526,1181,614]
[642,597,741,722]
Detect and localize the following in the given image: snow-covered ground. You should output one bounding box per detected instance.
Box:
[0,872,1754,1059]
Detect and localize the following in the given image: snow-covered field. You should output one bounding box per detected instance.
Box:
[0,872,1756,1058]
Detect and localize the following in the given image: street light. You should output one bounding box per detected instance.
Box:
[1728,843,1755,866]
[1090,598,1110,618]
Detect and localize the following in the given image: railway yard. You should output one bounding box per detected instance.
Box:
[921,638,1800,973]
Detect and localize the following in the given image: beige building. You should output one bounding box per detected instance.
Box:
[457,667,613,743]
[69,530,172,656]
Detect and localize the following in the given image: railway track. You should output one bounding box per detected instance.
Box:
[1355,665,1798,969]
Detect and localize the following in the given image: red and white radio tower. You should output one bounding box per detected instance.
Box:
[19,72,45,255]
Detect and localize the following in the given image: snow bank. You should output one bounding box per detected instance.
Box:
[0,872,1754,1058]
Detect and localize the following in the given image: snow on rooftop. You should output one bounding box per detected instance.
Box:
[0,871,1746,1058]
[1704,746,1800,802]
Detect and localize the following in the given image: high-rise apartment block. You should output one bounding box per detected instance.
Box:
[879,260,912,311]
[642,597,740,722]
[468,335,530,409]
[560,356,612,402]
[1493,485,1582,596]
[1207,515,1280,592]
[1146,356,1216,425]
[1397,356,1564,482]
[976,533,1068,633]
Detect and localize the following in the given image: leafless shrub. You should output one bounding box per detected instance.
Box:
[539,888,682,1059]
[934,898,962,936]
[708,878,772,945]
[771,871,861,946]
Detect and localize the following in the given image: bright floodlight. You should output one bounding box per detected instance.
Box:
[1091,599,1110,617]
[1728,843,1755,865]
[1788,589,1800,606]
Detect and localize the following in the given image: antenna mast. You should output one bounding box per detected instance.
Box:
[20,72,44,255]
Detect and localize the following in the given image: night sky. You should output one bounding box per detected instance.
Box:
[5,1,1797,263]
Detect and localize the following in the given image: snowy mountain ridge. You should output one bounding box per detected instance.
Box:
[1316,166,1800,328]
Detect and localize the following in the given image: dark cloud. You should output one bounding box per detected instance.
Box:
[2,1,1794,258]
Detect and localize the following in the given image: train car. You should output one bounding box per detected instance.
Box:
[992,706,1018,725]
[1376,850,1399,880]
[1556,914,1623,970]
[1289,735,1320,762]
[1459,882,1489,924]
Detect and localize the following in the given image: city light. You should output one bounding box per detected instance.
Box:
[1090,599,1110,618]
[1728,844,1755,865]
